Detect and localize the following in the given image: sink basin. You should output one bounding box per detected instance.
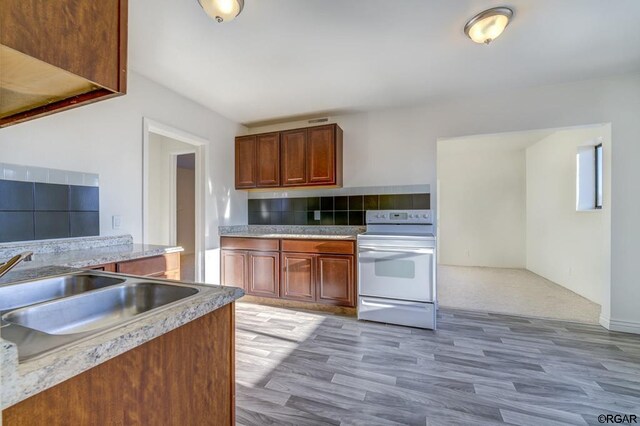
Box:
[0,274,126,314]
[3,283,198,335]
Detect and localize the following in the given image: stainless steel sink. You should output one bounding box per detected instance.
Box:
[3,283,198,335]
[0,274,126,314]
[0,271,202,361]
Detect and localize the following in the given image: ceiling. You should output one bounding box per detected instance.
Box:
[439,128,557,154]
[130,0,640,125]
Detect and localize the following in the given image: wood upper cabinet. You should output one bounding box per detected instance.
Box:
[316,255,354,307]
[0,0,128,127]
[256,133,280,187]
[235,136,257,189]
[280,129,307,186]
[248,252,279,297]
[221,249,248,291]
[307,125,339,185]
[280,253,315,302]
[236,124,343,190]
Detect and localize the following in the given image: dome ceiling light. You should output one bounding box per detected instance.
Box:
[464,7,513,44]
[197,0,244,23]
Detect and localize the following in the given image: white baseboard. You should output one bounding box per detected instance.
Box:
[599,314,610,329]
[601,315,640,334]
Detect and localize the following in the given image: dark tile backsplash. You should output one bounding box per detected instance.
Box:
[35,183,69,211]
[0,179,99,243]
[0,180,34,211]
[248,193,430,226]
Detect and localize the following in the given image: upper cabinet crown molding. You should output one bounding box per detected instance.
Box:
[235,123,343,190]
[0,0,128,127]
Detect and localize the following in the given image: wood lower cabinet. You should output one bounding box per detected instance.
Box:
[85,253,182,279]
[116,253,181,279]
[316,255,355,307]
[221,250,248,291]
[86,263,116,272]
[221,237,356,308]
[2,304,235,426]
[281,253,315,302]
[248,251,279,297]
[220,238,281,298]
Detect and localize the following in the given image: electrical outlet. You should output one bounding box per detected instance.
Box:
[112,215,122,230]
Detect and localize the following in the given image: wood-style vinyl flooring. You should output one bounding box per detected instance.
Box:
[235,302,640,426]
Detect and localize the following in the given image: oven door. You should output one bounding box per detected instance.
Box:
[358,244,435,302]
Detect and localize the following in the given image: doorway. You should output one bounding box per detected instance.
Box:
[143,118,208,282]
[176,153,196,281]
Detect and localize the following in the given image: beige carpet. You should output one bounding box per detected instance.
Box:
[438,265,601,324]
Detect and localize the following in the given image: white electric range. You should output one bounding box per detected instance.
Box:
[357,209,437,329]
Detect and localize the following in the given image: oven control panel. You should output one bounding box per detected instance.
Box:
[366,210,433,224]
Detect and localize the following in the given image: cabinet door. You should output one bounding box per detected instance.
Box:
[281,253,315,302]
[235,136,257,189]
[256,132,280,187]
[221,250,248,290]
[281,129,307,186]
[248,251,280,297]
[307,125,336,185]
[116,253,180,277]
[316,255,355,307]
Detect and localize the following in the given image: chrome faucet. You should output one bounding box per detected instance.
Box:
[0,252,34,279]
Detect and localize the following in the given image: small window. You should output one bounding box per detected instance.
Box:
[576,141,603,211]
[595,144,603,209]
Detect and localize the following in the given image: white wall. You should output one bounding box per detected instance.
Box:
[0,72,248,252]
[250,72,640,332]
[526,125,611,305]
[437,141,526,268]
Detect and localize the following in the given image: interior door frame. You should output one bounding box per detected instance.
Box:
[142,118,208,282]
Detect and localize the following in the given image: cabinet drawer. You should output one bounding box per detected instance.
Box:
[117,253,180,276]
[220,237,279,251]
[281,239,354,255]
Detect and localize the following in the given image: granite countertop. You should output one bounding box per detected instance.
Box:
[0,266,244,409]
[221,232,358,240]
[0,236,183,285]
[218,225,365,241]
[7,244,183,273]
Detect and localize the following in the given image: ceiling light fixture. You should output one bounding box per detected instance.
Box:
[197,0,244,23]
[464,7,513,44]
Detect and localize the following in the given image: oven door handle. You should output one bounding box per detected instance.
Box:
[358,246,435,255]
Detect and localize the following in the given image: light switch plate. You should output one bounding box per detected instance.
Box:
[112,215,122,230]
